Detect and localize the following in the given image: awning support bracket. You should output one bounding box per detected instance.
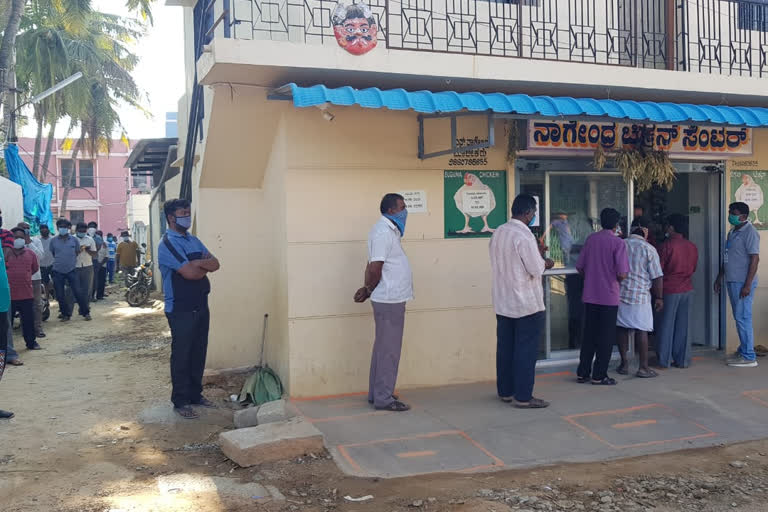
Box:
[418,112,495,160]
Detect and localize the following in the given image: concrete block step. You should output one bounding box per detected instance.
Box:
[220,417,325,467]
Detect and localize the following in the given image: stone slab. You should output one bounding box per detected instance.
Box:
[220,417,325,467]
[157,473,285,501]
[233,406,260,429]
[257,399,290,424]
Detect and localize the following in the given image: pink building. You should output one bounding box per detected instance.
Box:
[15,137,150,235]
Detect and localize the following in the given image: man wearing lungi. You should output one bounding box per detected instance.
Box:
[616,218,664,378]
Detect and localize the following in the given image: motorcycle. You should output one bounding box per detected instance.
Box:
[125,260,153,307]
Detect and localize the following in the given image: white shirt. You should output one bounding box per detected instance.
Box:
[75,235,96,268]
[26,238,44,280]
[36,235,54,267]
[367,216,413,304]
[489,219,546,318]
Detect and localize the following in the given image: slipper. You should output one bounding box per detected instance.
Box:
[7,359,23,366]
[374,400,410,412]
[513,397,550,409]
[636,369,658,378]
[577,376,590,384]
[499,396,514,403]
[174,406,200,419]
[592,377,617,386]
[192,397,217,408]
[616,365,629,375]
[368,394,399,404]
[0,410,13,419]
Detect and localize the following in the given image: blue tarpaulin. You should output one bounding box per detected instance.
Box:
[3,144,54,234]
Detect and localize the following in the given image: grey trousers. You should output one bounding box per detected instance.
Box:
[656,291,692,368]
[6,316,17,362]
[368,301,406,408]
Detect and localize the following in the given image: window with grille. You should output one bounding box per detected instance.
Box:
[79,160,95,188]
[61,160,75,187]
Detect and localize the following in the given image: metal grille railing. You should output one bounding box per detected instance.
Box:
[212,0,768,77]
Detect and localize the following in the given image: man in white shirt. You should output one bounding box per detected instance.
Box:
[489,194,553,409]
[354,193,412,412]
[19,222,45,338]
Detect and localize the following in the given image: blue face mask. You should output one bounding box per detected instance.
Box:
[528,215,537,227]
[107,236,113,242]
[384,209,408,236]
[175,215,192,230]
[76,232,86,238]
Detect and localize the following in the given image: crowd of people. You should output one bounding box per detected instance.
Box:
[356,193,760,412]
[0,214,144,419]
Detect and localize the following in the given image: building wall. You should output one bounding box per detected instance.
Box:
[280,103,510,396]
[15,138,144,236]
[725,129,768,353]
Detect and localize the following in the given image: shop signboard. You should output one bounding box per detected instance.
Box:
[731,170,768,230]
[526,120,752,156]
[444,170,507,238]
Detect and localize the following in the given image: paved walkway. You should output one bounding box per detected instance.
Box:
[290,351,768,478]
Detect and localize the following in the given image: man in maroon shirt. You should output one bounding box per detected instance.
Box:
[7,228,41,351]
[656,214,698,368]
[0,208,21,366]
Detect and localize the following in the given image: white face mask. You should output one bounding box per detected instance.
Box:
[13,239,25,249]
[58,228,69,236]
[87,227,96,236]
[122,237,129,242]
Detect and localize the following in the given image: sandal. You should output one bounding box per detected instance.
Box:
[513,397,550,409]
[192,397,217,408]
[499,396,514,403]
[7,359,23,366]
[577,376,590,384]
[375,400,410,412]
[174,405,200,419]
[0,409,13,419]
[592,377,617,386]
[616,364,629,375]
[636,369,658,378]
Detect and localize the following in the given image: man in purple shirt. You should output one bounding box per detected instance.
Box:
[575,208,630,385]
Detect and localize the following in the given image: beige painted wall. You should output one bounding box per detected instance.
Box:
[725,129,768,353]
[281,104,512,396]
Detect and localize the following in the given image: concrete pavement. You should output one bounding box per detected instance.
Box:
[289,350,768,478]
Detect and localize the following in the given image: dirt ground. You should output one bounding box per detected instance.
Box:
[2,292,768,512]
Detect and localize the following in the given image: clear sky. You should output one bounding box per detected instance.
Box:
[20,1,186,140]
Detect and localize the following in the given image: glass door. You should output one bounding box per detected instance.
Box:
[521,170,632,359]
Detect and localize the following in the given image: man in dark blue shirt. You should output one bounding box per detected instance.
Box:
[158,198,220,419]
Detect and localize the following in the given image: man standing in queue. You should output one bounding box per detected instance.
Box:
[354,193,412,412]
[576,208,629,386]
[158,198,220,419]
[490,194,554,408]
[715,201,760,368]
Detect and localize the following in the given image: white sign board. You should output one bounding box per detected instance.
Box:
[400,190,427,213]
[461,190,491,214]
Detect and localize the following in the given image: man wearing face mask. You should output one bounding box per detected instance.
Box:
[74,223,97,314]
[0,209,21,366]
[50,219,91,321]
[7,228,41,351]
[490,194,554,409]
[158,198,220,419]
[36,224,54,296]
[18,222,45,338]
[354,193,412,412]
[715,202,761,368]
[87,222,101,301]
[106,233,117,283]
[575,208,630,386]
[116,231,140,286]
[94,230,108,301]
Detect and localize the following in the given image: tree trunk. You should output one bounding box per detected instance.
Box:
[0,0,25,139]
[32,108,44,177]
[41,120,56,182]
[59,139,81,219]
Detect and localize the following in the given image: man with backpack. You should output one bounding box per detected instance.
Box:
[158,198,220,419]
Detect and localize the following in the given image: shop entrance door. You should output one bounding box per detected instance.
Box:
[520,169,632,360]
[634,170,722,349]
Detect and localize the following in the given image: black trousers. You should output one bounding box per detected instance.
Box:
[496,311,545,402]
[166,307,210,408]
[95,263,107,299]
[578,303,618,381]
[11,299,36,348]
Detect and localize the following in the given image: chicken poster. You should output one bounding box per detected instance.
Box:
[444,171,507,238]
[731,170,768,229]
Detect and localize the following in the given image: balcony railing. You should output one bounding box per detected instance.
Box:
[209,0,768,77]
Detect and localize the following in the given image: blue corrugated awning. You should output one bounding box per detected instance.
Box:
[274,83,768,127]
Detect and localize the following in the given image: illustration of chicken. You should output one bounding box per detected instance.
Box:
[736,173,765,226]
[453,172,497,234]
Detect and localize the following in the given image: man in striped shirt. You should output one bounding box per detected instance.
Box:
[490,194,554,409]
[0,208,20,367]
[616,218,663,378]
